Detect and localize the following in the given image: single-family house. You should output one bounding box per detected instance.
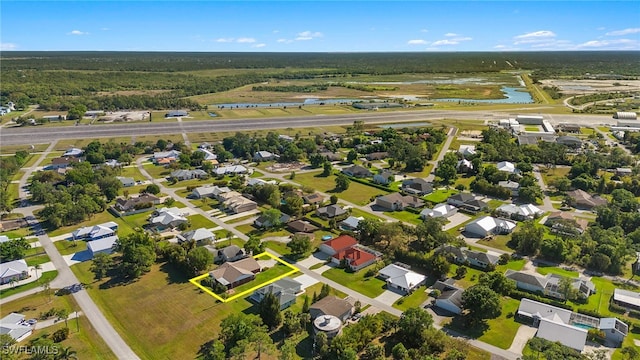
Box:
[0,235,10,243]
[72,222,118,240]
[447,193,475,207]
[247,178,276,187]
[177,228,215,243]
[224,195,258,214]
[339,216,363,231]
[215,245,248,263]
[464,216,516,238]
[401,178,433,195]
[342,165,372,178]
[214,165,248,176]
[456,159,473,173]
[170,169,208,181]
[498,181,520,197]
[420,203,457,219]
[209,257,261,289]
[104,159,121,167]
[506,270,595,300]
[566,189,608,210]
[433,279,464,315]
[47,157,82,170]
[458,144,477,158]
[303,193,325,205]
[556,136,583,148]
[278,134,294,142]
[495,203,543,221]
[612,288,640,311]
[0,259,29,285]
[153,150,181,164]
[87,236,118,257]
[544,211,589,235]
[615,168,633,176]
[165,110,188,117]
[321,152,344,162]
[309,296,353,322]
[250,277,303,310]
[287,220,319,233]
[375,193,425,211]
[114,194,160,213]
[436,245,500,269]
[316,204,347,219]
[319,235,358,256]
[254,212,291,228]
[496,161,517,174]
[116,176,135,187]
[599,317,629,346]
[192,185,216,199]
[0,313,33,342]
[331,246,378,272]
[150,209,187,230]
[254,151,276,161]
[366,152,388,161]
[198,142,212,150]
[373,170,394,185]
[378,264,426,294]
[196,148,218,162]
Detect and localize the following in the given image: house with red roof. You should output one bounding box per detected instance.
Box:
[319,234,379,272]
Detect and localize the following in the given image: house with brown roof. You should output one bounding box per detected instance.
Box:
[209,257,260,289]
[375,193,425,211]
[47,157,82,170]
[545,211,589,235]
[287,220,319,233]
[303,193,325,205]
[366,152,388,161]
[114,194,160,213]
[342,165,372,178]
[309,296,354,322]
[566,189,607,210]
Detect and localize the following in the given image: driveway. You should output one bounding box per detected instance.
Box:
[297,252,329,268]
[507,325,537,353]
[374,290,403,306]
[443,212,471,231]
[291,274,319,290]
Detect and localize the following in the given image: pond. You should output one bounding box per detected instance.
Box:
[212,98,363,109]
[433,87,534,104]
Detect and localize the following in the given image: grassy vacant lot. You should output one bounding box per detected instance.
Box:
[0,292,116,360]
[392,285,429,311]
[349,208,383,221]
[228,263,294,295]
[539,167,570,187]
[141,163,171,179]
[322,263,386,298]
[495,259,526,273]
[188,214,217,229]
[0,271,58,299]
[54,239,88,255]
[383,210,422,225]
[294,171,389,205]
[0,228,32,238]
[119,165,146,181]
[71,260,260,359]
[477,234,513,252]
[24,246,50,266]
[424,188,458,204]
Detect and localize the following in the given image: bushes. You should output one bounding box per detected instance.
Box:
[52,328,69,342]
[577,308,602,318]
[508,290,574,311]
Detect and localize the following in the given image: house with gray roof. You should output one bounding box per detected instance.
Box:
[495,203,543,221]
[72,222,118,240]
[254,151,276,161]
[87,236,118,257]
[214,165,248,176]
[339,216,363,231]
[433,279,464,315]
[505,270,595,300]
[375,193,425,211]
[309,296,353,322]
[214,245,248,263]
[114,194,160,213]
[341,165,372,178]
[401,178,433,195]
[170,169,208,181]
[0,313,32,342]
[209,257,260,289]
[436,245,499,270]
[612,288,640,311]
[378,264,426,294]
[498,180,520,197]
[177,228,215,244]
[0,259,29,285]
[316,204,347,219]
[250,277,303,310]
[373,170,394,185]
[116,176,135,187]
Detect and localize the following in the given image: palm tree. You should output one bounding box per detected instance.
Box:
[9,278,16,288]
[55,346,77,360]
[32,264,42,281]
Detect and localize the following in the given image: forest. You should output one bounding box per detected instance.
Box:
[1,51,638,111]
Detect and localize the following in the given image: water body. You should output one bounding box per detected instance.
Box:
[433,87,534,104]
[346,78,500,85]
[212,98,362,108]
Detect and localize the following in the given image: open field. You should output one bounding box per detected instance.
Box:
[294,171,389,205]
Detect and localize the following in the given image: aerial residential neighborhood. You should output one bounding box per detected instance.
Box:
[1,4,640,358]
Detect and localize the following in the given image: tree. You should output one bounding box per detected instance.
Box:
[244,236,265,255]
[260,208,282,229]
[115,232,156,279]
[302,295,310,313]
[322,162,333,176]
[197,339,226,360]
[435,163,457,184]
[519,185,543,204]
[185,247,213,276]
[219,313,264,350]
[0,237,30,262]
[56,308,70,328]
[621,346,640,360]
[52,327,70,342]
[319,283,331,299]
[330,194,338,204]
[426,253,450,279]
[392,343,409,360]
[315,332,329,357]
[145,184,160,195]
[462,285,501,323]
[287,233,312,258]
[259,292,282,330]
[279,338,297,360]
[550,176,572,191]
[558,276,580,301]
[397,307,433,348]
[281,195,303,217]
[455,266,467,279]
[347,150,358,163]
[478,271,515,295]
[510,221,544,256]
[90,252,113,280]
[361,344,385,360]
[67,104,87,120]
[335,173,350,191]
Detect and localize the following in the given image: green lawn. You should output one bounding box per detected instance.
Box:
[294,171,389,205]
[495,259,526,273]
[486,199,505,210]
[228,263,295,294]
[119,165,146,181]
[424,188,459,204]
[477,234,513,252]
[0,291,117,360]
[54,239,88,255]
[264,240,292,256]
[453,175,475,190]
[70,261,259,359]
[383,210,422,225]
[0,271,58,298]
[476,297,522,349]
[141,163,171,179]
[524,126,540,131]
[539,167,570,187]
[322,264,386,298]
[349,208,383,221]
[392,286,429,311]
[0,228,32,238]
[166,178,212,189]
[188,214,217,229]
[47,211,122,237]
[535,264,579,278]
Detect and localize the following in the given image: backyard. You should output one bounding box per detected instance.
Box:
[424,188,459,204]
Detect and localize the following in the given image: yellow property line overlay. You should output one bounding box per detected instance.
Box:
[189,252,299,303]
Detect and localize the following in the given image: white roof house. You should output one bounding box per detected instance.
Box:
[496,161,517,174]
[420,203,457,219]
[153,150,181,160]
[72,222,118,240]
[378,264,426,294]
[151,209,188,228]
[496,203,543,220]
[0,259,29,285]
[613,288,640,309]
[62,147,83,157]
[0,313,32,342]
[87,236,118,257]
[214,165,247,175]
[538,317,587,351]
[458,144,476,158]
[196,148,218,161]
[464,216,516,237]
[0,235,10,243]
[178,228,215,243]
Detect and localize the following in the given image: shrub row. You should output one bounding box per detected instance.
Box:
[508,290,574,311]
[347,176,394,193]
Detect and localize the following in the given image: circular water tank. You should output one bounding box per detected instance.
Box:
[313,315,342,335]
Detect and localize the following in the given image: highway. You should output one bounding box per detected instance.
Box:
[0,109,617,146]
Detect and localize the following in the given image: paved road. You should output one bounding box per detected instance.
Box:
[0,110,617,146]
[426,126,457,183]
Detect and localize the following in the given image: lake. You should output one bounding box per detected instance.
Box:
[433,87,534,104]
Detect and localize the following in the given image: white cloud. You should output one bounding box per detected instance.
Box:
[513,30,556,44]
[576,38,639,49]
[295,31,323,41]
[68,30,88,36]
[277,38,293,44]
[0,42,17,50]
[236,37,256,43]
[606,28,640,36]
[215,38,234,43]
[252,43,266,48]
[407,39,428,45]
[420,29,429,33]
[444,33,458,37]
[431,35,472,46]
[494,45,506,49]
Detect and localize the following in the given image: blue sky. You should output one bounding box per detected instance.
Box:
[2,1,639,51]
